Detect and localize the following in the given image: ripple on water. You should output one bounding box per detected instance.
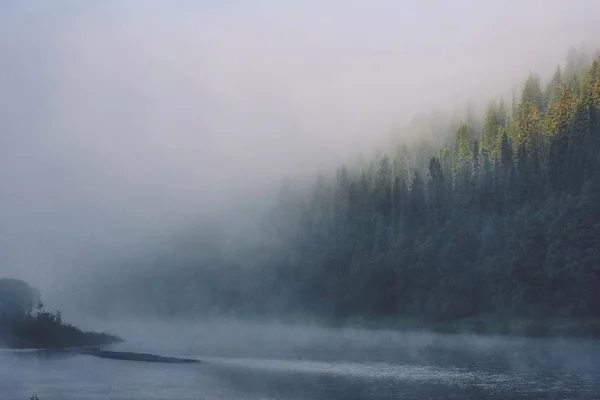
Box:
[203,357,511,385]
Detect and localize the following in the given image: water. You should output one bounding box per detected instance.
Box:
[1,321,599,400]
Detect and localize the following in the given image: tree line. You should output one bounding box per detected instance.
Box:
[261,47,600,321]
[86,47,600,325]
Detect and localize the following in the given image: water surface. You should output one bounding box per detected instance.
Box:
[1,321,599,399]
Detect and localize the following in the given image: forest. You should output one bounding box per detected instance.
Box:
[91,48,600,335]
[258,47,600,322]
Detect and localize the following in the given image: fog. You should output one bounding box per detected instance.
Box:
[1,0,600,311]
[75,316,600,377]
[4,317,600,399]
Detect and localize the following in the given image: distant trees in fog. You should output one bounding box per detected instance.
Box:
[99,48,600,325]
[264,47,600,320]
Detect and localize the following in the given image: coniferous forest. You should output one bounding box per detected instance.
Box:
[92,48,600,335]
[260,48,600,322]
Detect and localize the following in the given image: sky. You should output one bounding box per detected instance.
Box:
[0,0,599,295]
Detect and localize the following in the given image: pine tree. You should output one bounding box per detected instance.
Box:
[427,157,446,226]
[406,171,426,236]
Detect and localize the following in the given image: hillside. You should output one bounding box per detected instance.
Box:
[84,48,600,337]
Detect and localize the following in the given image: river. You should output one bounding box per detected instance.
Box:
[1,320,599,399]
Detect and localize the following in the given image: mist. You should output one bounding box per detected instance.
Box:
[1,0,600,313]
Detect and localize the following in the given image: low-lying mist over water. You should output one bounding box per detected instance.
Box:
[4,320,600,399]
[2,1,600,398]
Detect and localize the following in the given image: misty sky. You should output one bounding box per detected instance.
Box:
[1,0,599,291]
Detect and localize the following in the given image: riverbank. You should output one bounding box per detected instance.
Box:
[322,314,600,339]
[167,312,600,340]
[0,311,121,349]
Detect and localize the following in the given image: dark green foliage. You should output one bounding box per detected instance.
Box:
[85,48,600,337]
[0,307,121,349]
[262,49,600,323]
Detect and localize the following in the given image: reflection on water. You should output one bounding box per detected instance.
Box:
[1,322,599,400]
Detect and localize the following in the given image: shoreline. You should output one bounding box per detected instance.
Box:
[196,311,600,339]
[23,312,599,343]
[317,314,600,339]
